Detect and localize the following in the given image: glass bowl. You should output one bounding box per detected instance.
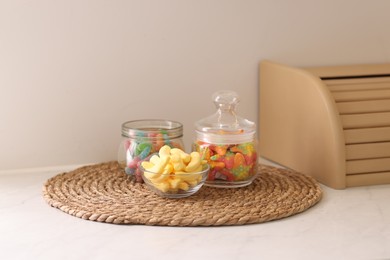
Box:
[140,164,209,198]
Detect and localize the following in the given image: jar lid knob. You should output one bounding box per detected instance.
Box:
[212,90,239,109]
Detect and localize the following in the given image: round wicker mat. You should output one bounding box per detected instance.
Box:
[42,161,322,226]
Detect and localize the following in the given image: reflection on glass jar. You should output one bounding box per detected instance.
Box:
[118,119,184,182]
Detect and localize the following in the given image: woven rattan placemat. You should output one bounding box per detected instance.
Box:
[42,161,322,226]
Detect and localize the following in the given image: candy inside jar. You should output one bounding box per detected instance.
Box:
[193,90,258,188]
[118,120,184,182]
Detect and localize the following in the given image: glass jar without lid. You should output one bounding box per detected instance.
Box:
[118,119,184,182]
[192,90,258,188]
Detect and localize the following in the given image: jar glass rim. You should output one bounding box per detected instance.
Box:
[121,119,183,138]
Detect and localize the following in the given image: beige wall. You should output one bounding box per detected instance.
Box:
[1,0,390,170]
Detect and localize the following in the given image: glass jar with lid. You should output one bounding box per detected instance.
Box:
[192,91,258,188]
[118,119,184,182]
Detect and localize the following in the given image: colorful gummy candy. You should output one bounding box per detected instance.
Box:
[123,131,183,182]
[193,141,257,182]
[141,145,207,193]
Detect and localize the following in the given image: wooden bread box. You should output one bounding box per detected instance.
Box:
[259,60,390,189]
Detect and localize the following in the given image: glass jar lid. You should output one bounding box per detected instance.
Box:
[195,90,255,144]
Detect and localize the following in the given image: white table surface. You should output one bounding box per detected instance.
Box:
[1,160,390,260]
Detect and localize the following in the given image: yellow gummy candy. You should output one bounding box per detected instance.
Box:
[141,161,154,170]
[178,182,189,191]
[159,145,171,158]
[186,180,199,187]
[150,156,169,174]
[141,161,158,180]
[175,171,201,182]
[170,153,186,172]
[169,177,182,189]
[162,163,173,174]
[154,181,170,192]
[185,152,201,172]
[151,164,172,183]
[149,154,161,165]
[170,148,191,163]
